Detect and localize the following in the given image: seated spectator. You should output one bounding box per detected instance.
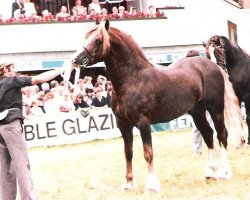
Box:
[13,9,25,22]
[147,5,156,18]
[58,90,75,112]
[87,8,97,20]
[74,93,90,110]
[41,9,54,21]
[12,0,25,18]
[101,8,108,18]
[118,6,128,18]
[91,87,108,109]
[55,6,70,21]
[72,0,87,16]
[129,6,137,17]
[109,6,119,18]
[23,0,37,18]
[88,0,102,14]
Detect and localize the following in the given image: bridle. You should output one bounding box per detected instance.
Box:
[72,43,102,68]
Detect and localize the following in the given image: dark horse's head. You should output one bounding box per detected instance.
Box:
[71,20,110,67]
[203,35,229,69]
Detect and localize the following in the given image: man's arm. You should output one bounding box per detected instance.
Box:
[31,64,74,85]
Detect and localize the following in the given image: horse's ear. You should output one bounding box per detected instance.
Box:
[105,19,110,31]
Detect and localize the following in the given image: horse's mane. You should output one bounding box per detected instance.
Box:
[219,36,250,61]
[207,35,250,67]
[107,27,152,68]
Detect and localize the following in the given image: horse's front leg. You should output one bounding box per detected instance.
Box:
[117,119,135,191]
[137,118,160,193]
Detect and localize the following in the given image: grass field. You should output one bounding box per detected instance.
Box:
[27,128,250,200]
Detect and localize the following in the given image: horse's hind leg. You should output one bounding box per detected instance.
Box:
[208,108,232,179]
[245,101,250,145]
[190,108,218,179]
[117,118,135,191]
[136,117,160,193]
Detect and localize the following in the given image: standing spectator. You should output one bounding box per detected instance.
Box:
[91,87,108,109]
[83,76,93,89]
[74,78,86,96]
[55,6,70,21]
[74,93,90,110]
[41,82,50,94]
[36,90,46,113]
[72,0,87,16]
[96,75,107,92]
[0,61,74,200]
[105,81,112,107]
[186,50,216,154]
[84,87,94,106]
[11,0,25,18]
[23,0,37,18]
[29,99,44,117]
[88,0,101,14]
[43,91,58,114]
[58,90,75,112]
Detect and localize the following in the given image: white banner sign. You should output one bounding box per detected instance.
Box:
[23,108,192,148]
[24,108,122,148]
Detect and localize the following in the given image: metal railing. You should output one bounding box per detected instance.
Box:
[36,0,74,15]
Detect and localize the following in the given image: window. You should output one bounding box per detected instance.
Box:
[228,21,238,44]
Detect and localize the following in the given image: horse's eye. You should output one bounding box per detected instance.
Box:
[95,39,102,45]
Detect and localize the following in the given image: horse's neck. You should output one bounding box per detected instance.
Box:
[226,44,249,70]
[104,53,149,91]
[104,33,152,90]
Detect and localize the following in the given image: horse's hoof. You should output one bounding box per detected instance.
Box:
[204,164,218,180]
[121,182,135,192]
[144,174,161,193]
[218,168,232,179]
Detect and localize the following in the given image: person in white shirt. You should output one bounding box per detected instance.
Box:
[23,0,37,17]
[88,0,101,14]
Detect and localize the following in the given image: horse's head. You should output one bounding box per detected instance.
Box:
[72,19,110,67]
[203,35,227,69]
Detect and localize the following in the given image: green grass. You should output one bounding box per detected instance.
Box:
[26,128,250,200]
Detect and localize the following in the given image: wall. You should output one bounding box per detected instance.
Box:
[1,0,250,70]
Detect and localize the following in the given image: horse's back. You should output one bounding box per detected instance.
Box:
[113,56,225,124]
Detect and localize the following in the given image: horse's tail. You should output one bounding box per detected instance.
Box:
[220,67,245,147]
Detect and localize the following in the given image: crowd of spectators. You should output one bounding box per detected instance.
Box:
[22,74,113,119]
[0,0,165,24]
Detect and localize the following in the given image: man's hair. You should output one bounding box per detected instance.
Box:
[186,50,200,57]
[0,63,13,77]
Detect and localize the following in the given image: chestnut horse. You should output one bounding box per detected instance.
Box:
[69,21,243,192]
[204,35,249,145]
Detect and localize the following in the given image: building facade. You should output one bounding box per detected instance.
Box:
[0,0,250,76]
